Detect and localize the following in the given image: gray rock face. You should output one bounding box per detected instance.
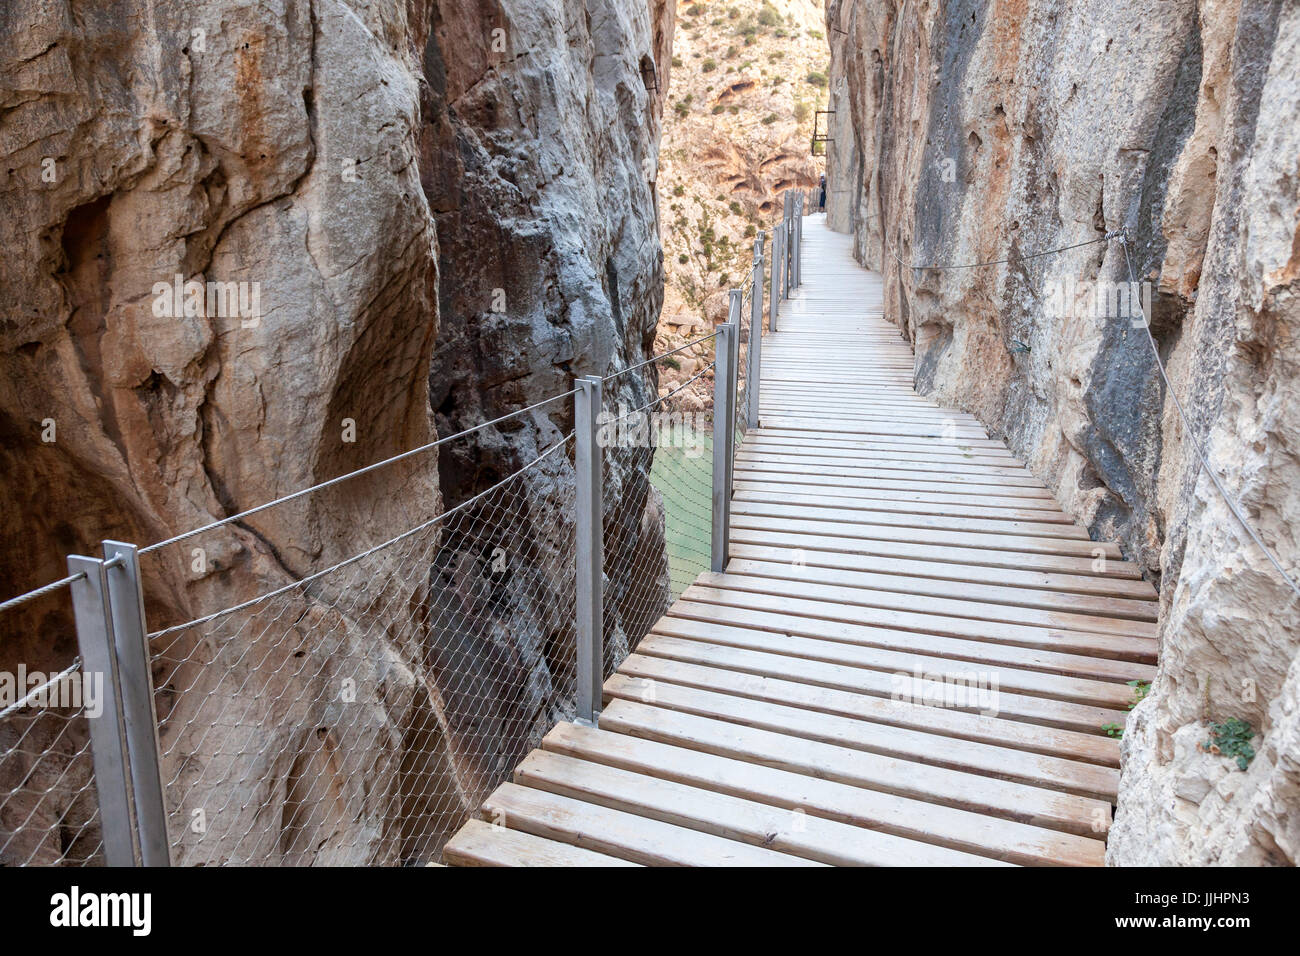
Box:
[420,0,674,670]
[0,0,671,864]
[826,0,1299,864]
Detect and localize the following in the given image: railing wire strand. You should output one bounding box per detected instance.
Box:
[149,431,576,639]
[600,330,720,385]
[1117,234,1300,602]
[139,387,581,555]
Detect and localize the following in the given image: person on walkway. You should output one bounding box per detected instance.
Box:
[819,174,826,212]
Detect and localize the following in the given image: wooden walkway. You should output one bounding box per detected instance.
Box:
[442,215,1158,867]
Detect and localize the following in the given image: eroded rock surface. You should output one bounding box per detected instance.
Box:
[826,0,1299,864]
[0,0,670,864]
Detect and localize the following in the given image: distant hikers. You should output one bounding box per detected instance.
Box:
[819,174,826,211]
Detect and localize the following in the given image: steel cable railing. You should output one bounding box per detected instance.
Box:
[143,433,577,865]
[600,360,717,669]
[0,574,105,867]
[1116,234,1300,603]
[874,209,1298,605]
[1,190,807,867]
[0,674,104,867]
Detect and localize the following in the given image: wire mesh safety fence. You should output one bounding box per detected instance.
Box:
[138,434,577,866]
[735,287,753,455]
[0,194,805,866]
[599,363,717,671]
[0,651,105,867]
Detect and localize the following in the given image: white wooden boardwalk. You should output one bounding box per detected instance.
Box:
[442,214,1157,867]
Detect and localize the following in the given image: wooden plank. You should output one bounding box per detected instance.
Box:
[518,747,1003,866]
[737,454,1040,482]
[441,818,641,867]
[602,673,1119,801]
[761,416,989,439]
[734,483,1061,515]
[753,426,1011,451]
[596,700,1111,837]
[731,513,1119,560]
[738,445,1023,469]
[482,782,817,867]
[729,526,1143,579]
[544,721,1101,866]
[734,473,1057,504]
[759,403,977,421]
[736,460,1050,490]
[702,565,1159,635]
[733,541,1159,600]
[651,609,1148,706]
[614,653,1120,766]
[635,633,1129,734]
[677,584,1157,666]
[759,404,984,424]
[733,468,1057,500]
[733,494,1086,530]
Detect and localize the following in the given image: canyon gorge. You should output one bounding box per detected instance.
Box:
[1,0,1296,869]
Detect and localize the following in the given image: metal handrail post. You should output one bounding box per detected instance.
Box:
[748,236,764,429]
[711,321,736,573]
[68,554,136,866]
[574,375,604,723]
[102,541,170,866]
[793,194,803,287]
[769,221,783,331]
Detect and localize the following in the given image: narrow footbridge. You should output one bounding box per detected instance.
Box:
[443,216,1159,867]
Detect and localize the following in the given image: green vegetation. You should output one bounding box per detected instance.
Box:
[1203,718,1256,771]
[806,70,828,88]
[1099,680,1151,738]
[701,57,717,72]
[672,183,685,196]
[793,101,811,123]
[1127,680,1151,707]
[761,113,778,125]
[757,2,780,26]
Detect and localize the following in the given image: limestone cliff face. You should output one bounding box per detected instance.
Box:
[0,0,669,864]
[420,0,674,669]
[826,0,1300,864]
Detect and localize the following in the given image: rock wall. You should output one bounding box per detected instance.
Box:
[420,0,674,669]
[826,0,1299,864]
[0,0,670,864]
